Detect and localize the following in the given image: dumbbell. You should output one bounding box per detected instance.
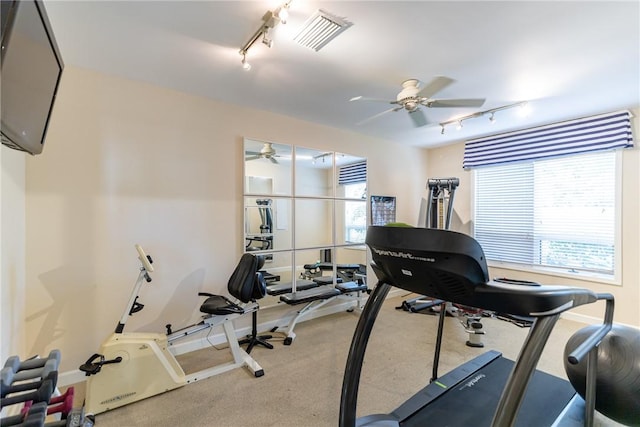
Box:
[0,401,48,427]
[20,387,75,418]
[1,359,59,398]
[3,351,61,383]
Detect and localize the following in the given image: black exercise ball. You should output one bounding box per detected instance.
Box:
[564,324,640,426]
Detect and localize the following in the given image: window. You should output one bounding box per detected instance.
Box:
[474,150,618,276]
[344,182,367,243]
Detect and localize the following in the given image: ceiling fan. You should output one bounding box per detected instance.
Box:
[351,76,486,127]
[245,142,279,164]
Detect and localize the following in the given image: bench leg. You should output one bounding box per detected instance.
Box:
[282,298,336,345]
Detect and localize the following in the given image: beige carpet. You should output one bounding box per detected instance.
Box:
[71,294,623,426]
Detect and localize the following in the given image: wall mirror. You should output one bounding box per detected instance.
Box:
[243,138,367,291]
[295,146,334,197]
[244,139,292,196]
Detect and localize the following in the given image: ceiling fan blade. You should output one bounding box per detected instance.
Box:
[246,151,261,155]
[429,98,486,108]
[269,157,278,164]
[246,155,261,161]
[408,109,428,127]
[356,106,402,126]
[416,76,455,99]
[350,96,395,103]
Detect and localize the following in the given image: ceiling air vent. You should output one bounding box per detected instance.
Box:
[293,9,352,52]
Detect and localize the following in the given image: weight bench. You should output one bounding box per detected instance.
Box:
[266,279,319,296]
[276,281,368,345]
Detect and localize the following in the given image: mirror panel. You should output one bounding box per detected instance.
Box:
[295,147,333,197]
[261,251,293,282]
[244,197,292,252]
[335,199,367,246]
[244,138,292,196]
[335,247,367,286]
[294,198,333,249]
[295,248,331,284]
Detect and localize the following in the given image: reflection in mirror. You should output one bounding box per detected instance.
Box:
[260,251,293,282]
[244,138,292,196]
[295,199,333,249]
[336,199,367,246]
[295,248,331,286]
[295,247,367,287]
[335,247,368,286]
[246,176,272,194]
[244,197,292,252]
[295,147,333,197]
[335,153,367,198]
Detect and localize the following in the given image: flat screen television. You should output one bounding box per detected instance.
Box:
[1,0,64,155]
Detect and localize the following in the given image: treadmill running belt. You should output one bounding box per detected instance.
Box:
[401,357,576,427]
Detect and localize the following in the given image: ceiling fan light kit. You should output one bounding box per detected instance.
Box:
[351,77,529,134]
[351,76,487,128]
[245,142,280,164]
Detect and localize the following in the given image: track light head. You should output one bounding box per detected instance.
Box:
[275,4,289,24]
[456,121,463,131]
[241,54,251,71]
[262,33,273,48]
[489,113,496,124]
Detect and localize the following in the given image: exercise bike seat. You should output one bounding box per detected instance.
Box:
[199,294,243,316]
[197,254,267,316]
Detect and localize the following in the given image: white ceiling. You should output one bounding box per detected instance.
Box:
[43,1,640,148]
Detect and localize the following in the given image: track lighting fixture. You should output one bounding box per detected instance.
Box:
[262,31,273,48]
[238,2,291,70]
[241,54,251,71]
[439,101,528,135]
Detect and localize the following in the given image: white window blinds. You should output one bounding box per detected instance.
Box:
[474,151,616,275]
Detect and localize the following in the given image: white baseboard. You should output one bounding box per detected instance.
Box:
[561,311,639,330]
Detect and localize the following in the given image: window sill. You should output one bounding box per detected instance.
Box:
[487,261,620,286]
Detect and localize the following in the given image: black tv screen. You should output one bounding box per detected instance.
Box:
[1,0,64,155]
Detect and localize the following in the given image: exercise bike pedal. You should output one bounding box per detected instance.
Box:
[79,353,122,376]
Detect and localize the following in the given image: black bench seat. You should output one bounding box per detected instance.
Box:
[266,279,318,296]
[279,281,368,305]
[279,286,341,305]
[336,281,367,293]
[313,276,343,285]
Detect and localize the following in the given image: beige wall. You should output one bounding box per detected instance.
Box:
[426,111,640,327]
[21,66,429,373]
[1,146,27,364]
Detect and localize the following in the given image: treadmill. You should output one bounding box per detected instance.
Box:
[340,226,614,427]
